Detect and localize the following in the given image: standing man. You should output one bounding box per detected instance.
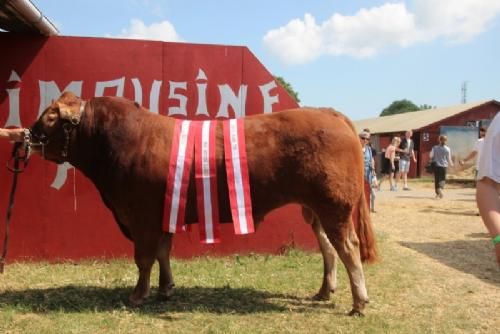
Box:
[0,128,25,142]
[397,130,417,190]
[430,135,454,199]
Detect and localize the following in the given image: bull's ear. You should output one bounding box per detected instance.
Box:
[56,102,72,120]
[58,91,80,107]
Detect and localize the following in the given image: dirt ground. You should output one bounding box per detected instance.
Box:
[370,179,499,330]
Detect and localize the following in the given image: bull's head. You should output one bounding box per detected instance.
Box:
[30,92,85,164]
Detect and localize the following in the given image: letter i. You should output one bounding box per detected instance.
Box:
[195,68,209,117]
[5,70,22,127]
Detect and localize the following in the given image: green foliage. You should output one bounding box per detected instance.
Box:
[274,76,300,103]
[380,99,420,116]
[419,104,435,110]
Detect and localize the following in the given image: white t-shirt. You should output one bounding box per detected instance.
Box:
[473,138,484,169]
[478,113,500,183]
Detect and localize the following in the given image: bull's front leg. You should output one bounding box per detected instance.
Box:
[129,233,160,306]
[157,233,175,300]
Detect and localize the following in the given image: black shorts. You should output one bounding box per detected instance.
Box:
[382,158,399,174]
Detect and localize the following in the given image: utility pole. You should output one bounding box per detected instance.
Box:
[461,81,468,104]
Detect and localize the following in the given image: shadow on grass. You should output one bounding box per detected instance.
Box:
[395,195,476,202]
[0,285,334,315]
[394,196,430,200]
[401,239,499,286]
[419,207,478,216]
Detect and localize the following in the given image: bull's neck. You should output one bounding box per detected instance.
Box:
[67,99,125,186]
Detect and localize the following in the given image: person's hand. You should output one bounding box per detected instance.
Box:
[8,128,25,142]
[459,159,465,165]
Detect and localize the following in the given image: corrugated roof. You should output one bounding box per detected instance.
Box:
[353,100,495,134]
[0,0,58,35]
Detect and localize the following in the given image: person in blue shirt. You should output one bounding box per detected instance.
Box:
[359,131,376,212]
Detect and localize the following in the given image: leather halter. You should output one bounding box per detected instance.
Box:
[28,100,87,161]
[61,101,86,159]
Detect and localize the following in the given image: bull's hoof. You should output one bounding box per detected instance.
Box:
[157,290,174,301]
[128,298,144,307]
[312,292,330,301]
[128,293,149,307]
[157,284,175,301]
[312,286,336,301]
[157,292,170,301]
[348,309,365,317]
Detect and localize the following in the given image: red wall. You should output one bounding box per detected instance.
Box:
[0,34,322,261]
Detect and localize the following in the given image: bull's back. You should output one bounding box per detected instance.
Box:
[243,108,363,217]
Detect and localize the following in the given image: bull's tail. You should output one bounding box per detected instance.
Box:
[355,184,378,263]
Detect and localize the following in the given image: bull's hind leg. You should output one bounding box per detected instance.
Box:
[129,232,161,306]
[302,207,338,300]
[157,233,175,300]
[319,210,369,316]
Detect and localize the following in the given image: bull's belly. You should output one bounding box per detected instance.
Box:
[183,181,283,225]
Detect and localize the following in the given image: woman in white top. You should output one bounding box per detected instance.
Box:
[459,127,486,178]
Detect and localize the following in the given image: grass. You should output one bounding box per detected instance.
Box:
[0,247,377,333]
[0,232,497,333]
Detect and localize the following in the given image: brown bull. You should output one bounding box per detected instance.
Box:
[29,92,377,315]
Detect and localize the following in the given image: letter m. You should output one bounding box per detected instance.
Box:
[38,81,83,117]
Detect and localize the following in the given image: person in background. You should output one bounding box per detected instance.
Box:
[0,128,25,142]
[379,136,400,191]
[475,114,500,266]
[359,131,376,213]
[429,135,454,199]
[397,130,417,190]
[459,126,486,179]
[363,128,379,188]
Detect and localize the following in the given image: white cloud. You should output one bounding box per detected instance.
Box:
[263,0,500,64]
[115,19,182,42]
[262,14,323,64]
[413,0,500,42]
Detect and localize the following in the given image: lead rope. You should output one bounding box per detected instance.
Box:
[73,167,77,211]
[0,141,28,273]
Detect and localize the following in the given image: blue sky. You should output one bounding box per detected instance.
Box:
[33,0,500,120]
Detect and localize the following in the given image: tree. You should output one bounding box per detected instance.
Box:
[380,99,420,116]
[274,76,300,103]
[419,104,435,110]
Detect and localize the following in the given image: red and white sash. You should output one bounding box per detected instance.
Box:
[163,118,254,240]
[223,119,255,234]
[163,119,195,233]
[194,120,221,244]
